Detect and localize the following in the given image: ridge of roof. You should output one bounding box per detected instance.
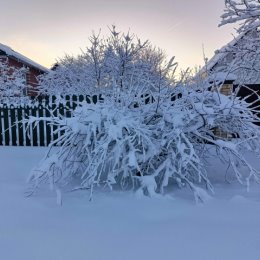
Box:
[0,43,49,73]
[199,32,246,74]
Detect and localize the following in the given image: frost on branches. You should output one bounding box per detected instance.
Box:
[26,66,260,203]
[39,26,175,96]
[0,59,29,104]
[220,0,260,33]
[217,1,260,84]
[25,27,260,204]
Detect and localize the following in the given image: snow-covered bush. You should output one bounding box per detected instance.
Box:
[27,78,260,203]
[27,25,260,204]
[0,59,29,104]
[27,97,208,202]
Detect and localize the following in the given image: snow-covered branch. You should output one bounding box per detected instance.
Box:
[0,59,29,104]
[26,79,260,203]
[220,0,260,32]
[26,27,260,204]
[39,27,176,97]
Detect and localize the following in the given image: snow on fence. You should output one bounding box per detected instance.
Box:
[0,94,103,146]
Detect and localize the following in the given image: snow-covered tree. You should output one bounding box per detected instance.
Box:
[217,1,260,84]
[0,59,29,104]
[39,26,176,96]
[220,0,260,32]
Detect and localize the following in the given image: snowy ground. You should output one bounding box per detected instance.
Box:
[1,146,260,260]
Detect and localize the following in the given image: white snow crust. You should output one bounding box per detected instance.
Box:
[0,146,260,260]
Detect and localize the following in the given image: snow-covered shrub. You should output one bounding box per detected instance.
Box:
[27,26,260,204]
[27,96,212,202]
[181,78,260,184]
[0,59,29,104]
[27,79,260,203]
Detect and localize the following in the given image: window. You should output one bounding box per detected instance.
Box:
[220,84,233,96]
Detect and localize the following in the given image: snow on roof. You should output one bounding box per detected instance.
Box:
[0,43,49,73]
[200,32,245,74]
[208,72,237,82]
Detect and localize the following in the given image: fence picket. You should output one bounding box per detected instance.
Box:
[14,109,19,146]
[0,110,5,146]
[28,109,33,146]
[36,109,40,146]
[7,109,12,146]
[42,108,47,147]
[0,94,100,147]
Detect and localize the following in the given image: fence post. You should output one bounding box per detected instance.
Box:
[14,108,19,146]
[0,109,5,146]
[7,108,12,146]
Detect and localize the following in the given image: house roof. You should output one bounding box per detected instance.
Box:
[200,32,245,74]
[0,43,49,73]
[199,30,260,84]
[208,72,237,83]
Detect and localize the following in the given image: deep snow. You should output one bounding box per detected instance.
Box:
[0,146,260,260]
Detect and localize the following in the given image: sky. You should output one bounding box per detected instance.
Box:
[1,0,236,70]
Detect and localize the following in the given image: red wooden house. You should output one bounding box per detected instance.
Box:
[0,43,49,96]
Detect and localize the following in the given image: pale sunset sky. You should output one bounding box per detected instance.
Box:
[1,0,235,70]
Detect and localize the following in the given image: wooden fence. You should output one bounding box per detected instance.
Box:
[0,95,103,146]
